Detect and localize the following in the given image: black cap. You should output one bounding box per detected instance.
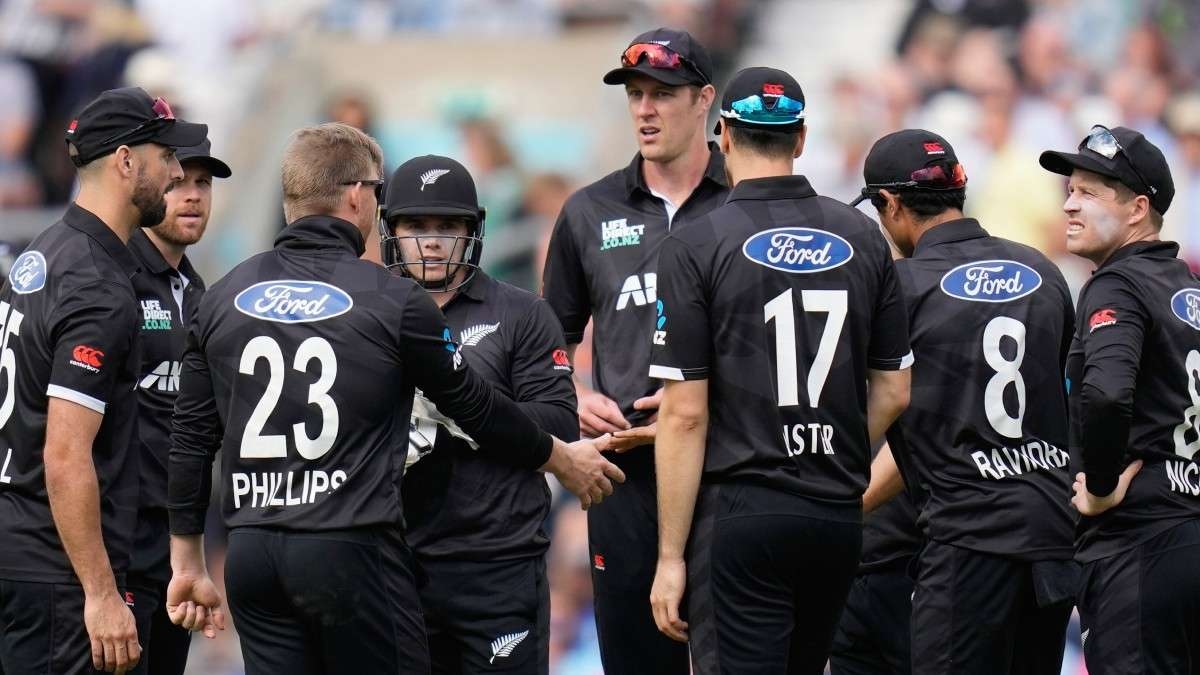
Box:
[714,66,806,135]
[1039,125,1174,215]
[603,28,713,87]
[849,128,964,206]
[65,87,207,167]
[384,155,484,223]
[176,138,231,179]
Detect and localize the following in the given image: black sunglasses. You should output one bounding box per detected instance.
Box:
[341,179,385,202]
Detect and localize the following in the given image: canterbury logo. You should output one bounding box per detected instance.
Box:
[460,323,500,347]
[489,630,530,664]
[419,169,450,191]
[71,345,104,368]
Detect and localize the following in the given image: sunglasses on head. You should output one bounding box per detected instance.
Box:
[621,43,707,84]
[96,97,177,148]
[851,162,967,206]
[1081,125,1157,196]
[720,93,805,126]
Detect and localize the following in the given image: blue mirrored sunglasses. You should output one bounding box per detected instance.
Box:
[720,93,805,126]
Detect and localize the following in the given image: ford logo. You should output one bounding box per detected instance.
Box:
[1170,288,1200,331]
[8,250,47,295]
[234,280,353,324]
[940,260,1042,303]
[741,227,854,274]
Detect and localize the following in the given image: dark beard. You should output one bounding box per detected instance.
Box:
[132,169,168,229]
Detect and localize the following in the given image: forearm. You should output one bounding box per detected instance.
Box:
[170,534,208,576]
[655,408,707,560]
[866,370,910,445]
[167,447,215,535]
[862,444,904,512]
[1080,383,1133,497]
[45,449,116,596]
[514,399,579,442]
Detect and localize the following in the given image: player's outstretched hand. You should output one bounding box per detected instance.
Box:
[596,422,657,453]
[166,573,226,639]
[545,437,627,509]
[84,589,140,673]
[650,558,689,642]
[578,389,631,438]
[1071,460,1143,516]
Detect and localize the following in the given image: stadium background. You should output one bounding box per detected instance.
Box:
[1,0,1197,672]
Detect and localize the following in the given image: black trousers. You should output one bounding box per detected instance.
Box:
[587,455,689,675]
[910,541,1073,675]
[1078,518,1200,675]
[418,556,548,674]
[829,561,914,675]
[686,483,862,675]
[224,527,428,675]
[0,578,108,675]
[126,573,190,675]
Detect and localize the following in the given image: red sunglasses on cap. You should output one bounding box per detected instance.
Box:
[621,43,707,83]
[96,97,177,147]
[852,162,967,205]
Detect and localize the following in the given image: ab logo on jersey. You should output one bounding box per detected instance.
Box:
[234,280,353,323]
[1170,288,1200,330]
[8,250,47,294]
[940,260,1042,303]
[741,227,853,274]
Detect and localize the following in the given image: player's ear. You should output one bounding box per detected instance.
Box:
[793,126,807,158]
[697,84,716,111]
[114,145,135,178]
[718,121,731,154]
[1129,194,1151,227]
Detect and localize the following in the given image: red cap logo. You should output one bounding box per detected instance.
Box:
[593,554,606,571]
[763,83,785,96]
[1089,309,1118,333]
[924,142,945,155]
[67,120,77,134]
[72,345,104,368]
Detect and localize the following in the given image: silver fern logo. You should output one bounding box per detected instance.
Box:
[490,629,530,664]
[419,169,450,191]
[460,323,500,347]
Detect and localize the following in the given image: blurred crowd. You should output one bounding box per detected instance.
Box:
[3,0,1200,673]
[806,0,1200,295]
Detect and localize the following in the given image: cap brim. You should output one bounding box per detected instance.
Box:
[1038,150,1119,180]
[384,204,481,221]
[151,120,208,150]
[603,64,697,87]
[178,154,232,178]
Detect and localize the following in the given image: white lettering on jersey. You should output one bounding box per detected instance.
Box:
[781,423,835,456]
[968,440,1068,480]
[139,360,182,392]
[1165,460,1200,497]
[616,273,656,310]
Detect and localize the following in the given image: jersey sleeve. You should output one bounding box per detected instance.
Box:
[648,236,710,381]
[399,287,553,470]
[509,299,579,442]
[168,320,221,535]
[541,204,591,344]
[1076,272,1147,496]
[867,239,914,371]
[46,281,137,414]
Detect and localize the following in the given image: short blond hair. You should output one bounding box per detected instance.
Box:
[281,122,384,223]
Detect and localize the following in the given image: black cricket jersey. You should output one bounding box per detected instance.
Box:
[128,229,205,578]
[1068,240,1200,562]
[167,216,553,536]
[403,271,577,561]
[542,145,728,439]
[886,219,1075,560]
[0,204,141,584]
[648,175,912,507]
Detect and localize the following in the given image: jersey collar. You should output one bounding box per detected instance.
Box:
[726,174,817,202]
[274,215,366,257]
[63,203,139,277]
[912,218,988,256]
[624,141,728,198]
[1098,239,1180,270]
[128,228,203,284]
